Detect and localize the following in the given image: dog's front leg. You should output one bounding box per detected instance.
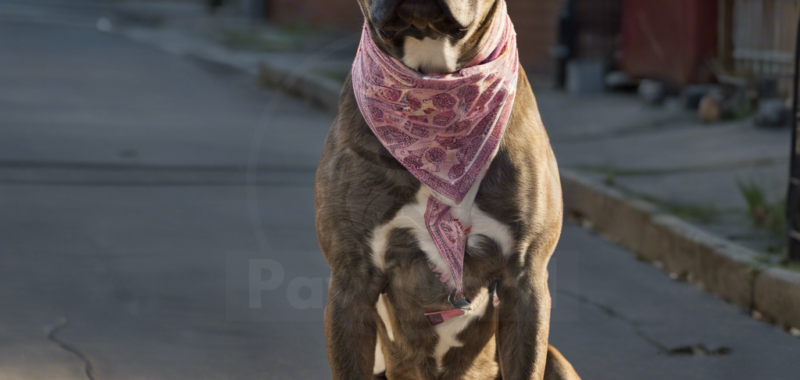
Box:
[496,253,552,380]
[325,268,383,380]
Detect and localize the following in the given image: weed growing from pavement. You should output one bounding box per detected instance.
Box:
[575,165,791,260]
[572,165,723,223]
[645,197,720,224]
[737,179,787,257]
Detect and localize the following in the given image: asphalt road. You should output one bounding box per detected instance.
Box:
[1,1,799,379]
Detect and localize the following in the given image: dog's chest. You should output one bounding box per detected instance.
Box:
[368,180,513,373]
[369,182,514,278]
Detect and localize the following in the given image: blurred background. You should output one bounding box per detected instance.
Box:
[0,0,799,379]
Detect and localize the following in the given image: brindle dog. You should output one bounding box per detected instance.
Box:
[315,1,581,379]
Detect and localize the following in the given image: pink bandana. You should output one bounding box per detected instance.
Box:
[352,10,519,306]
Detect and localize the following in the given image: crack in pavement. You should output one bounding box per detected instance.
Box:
[557,289,670,354]
[557,289,732,356]
[47,318,98,380]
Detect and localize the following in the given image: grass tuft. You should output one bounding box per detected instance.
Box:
[736,179,786,237]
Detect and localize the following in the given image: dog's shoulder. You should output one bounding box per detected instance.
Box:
[476,66,563,257]
[315,76,421,263]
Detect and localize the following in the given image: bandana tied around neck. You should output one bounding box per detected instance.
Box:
[352,11,519,309]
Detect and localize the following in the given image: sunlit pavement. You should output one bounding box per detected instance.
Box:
[1,1,799,379]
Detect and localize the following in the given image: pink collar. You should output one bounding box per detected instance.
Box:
[352,10,518,319]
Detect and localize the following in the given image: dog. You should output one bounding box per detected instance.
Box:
[315,1,581,379]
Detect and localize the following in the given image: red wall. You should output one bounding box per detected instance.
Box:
[620,0,718,87]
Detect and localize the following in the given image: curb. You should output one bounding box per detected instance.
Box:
[144,25,800,332]
[112,16,344,115]
[257,63,342,114]
[561,170,800,329]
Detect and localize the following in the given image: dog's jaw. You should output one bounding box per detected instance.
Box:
[402,36,459,74]
[402,0,505,75]
[362,0,504,75]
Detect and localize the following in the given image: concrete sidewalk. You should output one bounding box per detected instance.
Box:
[1,0,799,379]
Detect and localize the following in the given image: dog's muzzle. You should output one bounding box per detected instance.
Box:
[371,0,467,39]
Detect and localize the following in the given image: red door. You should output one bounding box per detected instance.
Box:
[620,0,718,87]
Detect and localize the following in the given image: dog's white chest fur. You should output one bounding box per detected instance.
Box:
[369,180,514,275]
[369,179,513,373]
[403,36,459,74]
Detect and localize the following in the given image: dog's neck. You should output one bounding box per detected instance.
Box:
[400,0,504,74]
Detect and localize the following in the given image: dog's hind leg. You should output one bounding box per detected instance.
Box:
[544,345,581,380]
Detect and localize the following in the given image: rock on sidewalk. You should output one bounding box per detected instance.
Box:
[754,98,792,128]
[638,79,667,105]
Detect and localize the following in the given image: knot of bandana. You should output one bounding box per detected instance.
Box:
[352,9,519,306]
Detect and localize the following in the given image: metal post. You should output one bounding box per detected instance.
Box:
[555,0,577,89]
[789,16,800,261]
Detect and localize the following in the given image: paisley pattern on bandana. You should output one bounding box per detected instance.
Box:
[352,9,519,300]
